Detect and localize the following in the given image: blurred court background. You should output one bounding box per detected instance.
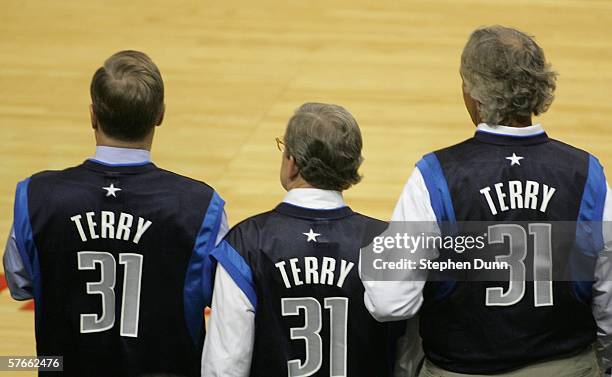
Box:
[1,0,611,371]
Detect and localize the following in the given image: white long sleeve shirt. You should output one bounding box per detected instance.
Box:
[361,168,434,322]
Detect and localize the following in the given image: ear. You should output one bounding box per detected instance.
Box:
[287,155,301,180]
[474,100,482,123]
[156,104,165,127]
[89,105,98,130]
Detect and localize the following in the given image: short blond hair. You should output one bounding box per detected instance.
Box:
[90,50,164,141]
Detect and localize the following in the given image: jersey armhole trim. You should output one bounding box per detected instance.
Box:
[210,241,257,309]
[183,191,225,345]
[13,177,42,326]
[416,153,456,223]
[572,154,607,304]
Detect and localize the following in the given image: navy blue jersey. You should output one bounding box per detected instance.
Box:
[416,129,607,373]
[212,203,403,377]
[12,160,224,377]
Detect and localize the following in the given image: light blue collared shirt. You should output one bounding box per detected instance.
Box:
[89,146,152,166]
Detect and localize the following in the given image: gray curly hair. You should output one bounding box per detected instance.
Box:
[284,102,363,191]
[460,25,557,125]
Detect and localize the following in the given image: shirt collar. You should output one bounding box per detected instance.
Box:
[89,146,151,166]
[476,123,545,137]
[282,188,346,210]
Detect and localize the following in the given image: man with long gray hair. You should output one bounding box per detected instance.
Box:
[202,102,406,376]
[361,26,612,376]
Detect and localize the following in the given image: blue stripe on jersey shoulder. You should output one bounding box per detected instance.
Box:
[13,178,43,326]
[578,155,607,225]
[211,240,257,309]
[183,191,225,346]
[573,154,607,304]
[416,153,457,301]
[416,153,456,223]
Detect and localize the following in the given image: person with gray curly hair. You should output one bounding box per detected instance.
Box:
[362,26,612,377]
[460,25,557,128]
[202,102,405,377]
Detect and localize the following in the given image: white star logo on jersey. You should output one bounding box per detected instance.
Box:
[506,153,524,166]
[102,183,121,197]
[303,228,321,242]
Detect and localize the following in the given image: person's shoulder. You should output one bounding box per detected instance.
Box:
[154,167,214,189]
[15,165,96,208]
[348,210,389,246]
[433,138,474,154]
[154,167,217,195]
[350,211,388,228]
[415,138,475,167]
[25,164,87,184]
[222,209,276,251]
[348,210,388,232]
[548,138,590,155]
[547,138,605,175]
[547,137,596,159]
[228,209,277,234]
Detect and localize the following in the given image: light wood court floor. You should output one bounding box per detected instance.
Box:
[1,1,611,373]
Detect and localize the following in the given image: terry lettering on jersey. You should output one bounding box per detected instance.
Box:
[479,180,557,216]
[70,211,153,244]
[275,257,355,289]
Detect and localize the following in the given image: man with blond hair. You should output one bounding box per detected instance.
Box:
[3,50,227,376]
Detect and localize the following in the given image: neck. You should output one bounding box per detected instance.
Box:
[286,182,315,190]
[95,131,154,151]
[507,116,533,128]
[285,176,315,191]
